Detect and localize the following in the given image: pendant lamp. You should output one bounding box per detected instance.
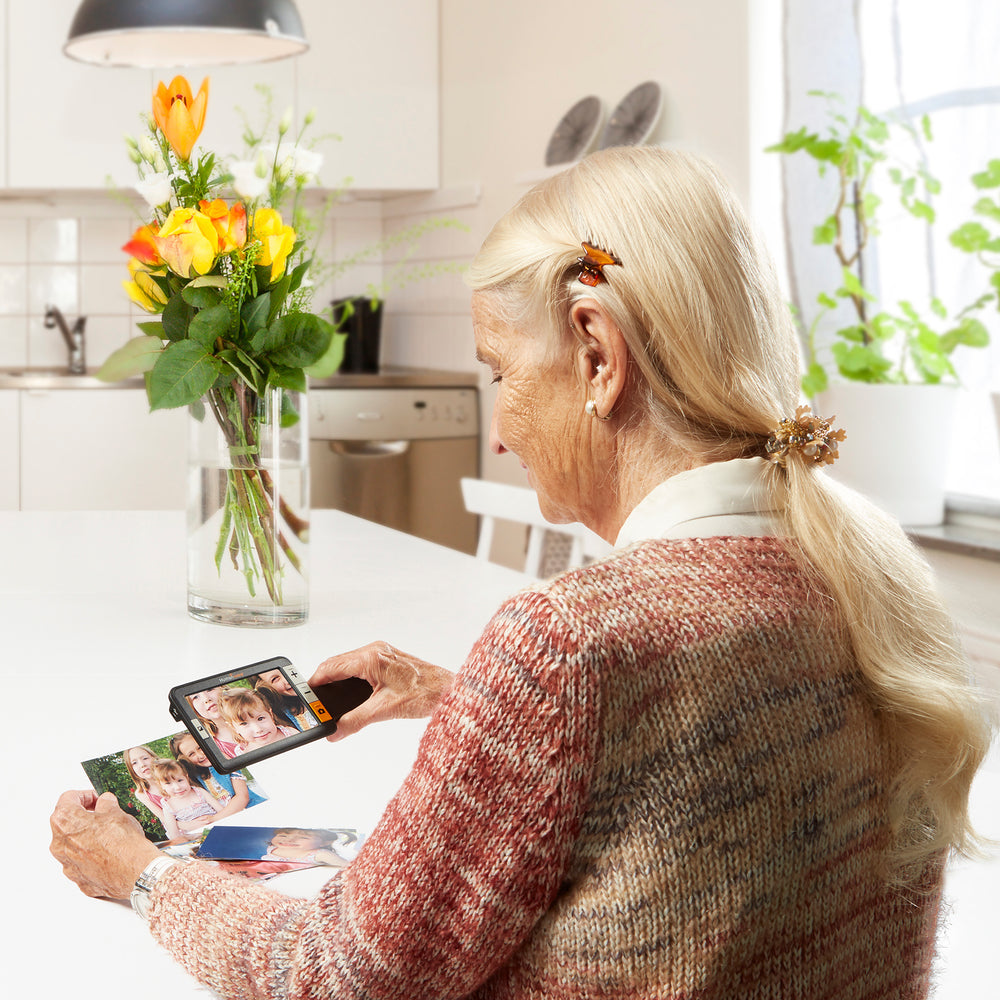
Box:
[64,0,308,67]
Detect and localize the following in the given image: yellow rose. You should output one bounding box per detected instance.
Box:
[155,207,220,278]
[252,207,296,282]
[123,258,167,313]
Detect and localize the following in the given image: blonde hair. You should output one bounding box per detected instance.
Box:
[467,145,993,879]
[150,758,189,787]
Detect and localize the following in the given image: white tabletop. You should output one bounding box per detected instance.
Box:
[3,510,997,999]
[2,510,529,999]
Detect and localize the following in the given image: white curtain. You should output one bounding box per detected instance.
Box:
[781,0,1000,500]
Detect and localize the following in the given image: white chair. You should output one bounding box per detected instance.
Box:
[460,477,611,577]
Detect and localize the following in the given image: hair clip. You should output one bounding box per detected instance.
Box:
[577,242,621,286]
[765,405,846,469]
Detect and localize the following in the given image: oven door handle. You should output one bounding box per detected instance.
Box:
[324,440,411,457]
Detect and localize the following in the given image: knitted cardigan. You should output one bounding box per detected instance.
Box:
[149,537,941,999]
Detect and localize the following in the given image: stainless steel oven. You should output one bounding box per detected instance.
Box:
[308,386,479,554]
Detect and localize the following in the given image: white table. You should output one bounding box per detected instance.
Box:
[3,511,997,999]
[2,510,528,999]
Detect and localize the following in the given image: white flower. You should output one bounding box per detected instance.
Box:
[258,142,323,181]
[134,171,172,209]
[230,160,270,200]
[138,135,158,164]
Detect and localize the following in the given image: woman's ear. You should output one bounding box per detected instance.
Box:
[569,298,629,418]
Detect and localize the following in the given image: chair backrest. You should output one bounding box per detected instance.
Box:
[460,477,612,577]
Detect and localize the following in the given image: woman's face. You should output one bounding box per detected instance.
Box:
[472,293,590,524]
[128,748,155,779]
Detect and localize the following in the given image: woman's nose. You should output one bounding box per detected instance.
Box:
[488,405,507,455]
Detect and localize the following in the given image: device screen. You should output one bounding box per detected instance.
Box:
[168,656,371,772]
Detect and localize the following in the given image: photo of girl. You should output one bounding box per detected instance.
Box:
[186,686,240,759]
[254,668,318,732]
[219,688,298,754]
[262,828,360,867]
[168,732,267,821]
[150,758,223,841]
[123,745,168,826]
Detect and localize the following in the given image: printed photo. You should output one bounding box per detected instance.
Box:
[81,732,268,844]
[197,825,362,868]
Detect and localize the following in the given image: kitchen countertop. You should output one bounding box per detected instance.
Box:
[4,509,526,1000]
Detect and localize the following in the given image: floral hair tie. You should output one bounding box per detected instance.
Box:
[577,242,621,286]
[765,405,846,468]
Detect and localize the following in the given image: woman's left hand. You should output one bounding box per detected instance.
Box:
[50,790,162,900]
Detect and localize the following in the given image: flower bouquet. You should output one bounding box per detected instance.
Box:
[99,76,343,626]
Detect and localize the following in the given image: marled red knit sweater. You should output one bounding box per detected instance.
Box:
[149,537,941,999]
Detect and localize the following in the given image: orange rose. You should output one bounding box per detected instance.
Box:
[198,199,247,252]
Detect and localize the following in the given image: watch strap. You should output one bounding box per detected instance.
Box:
[130,855,181,920]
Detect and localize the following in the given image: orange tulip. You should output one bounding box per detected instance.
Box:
[152,76,209,161]
[122,223,162,266]
[198,199,247,252]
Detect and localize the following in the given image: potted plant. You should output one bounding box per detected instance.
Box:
[768,91,991,524]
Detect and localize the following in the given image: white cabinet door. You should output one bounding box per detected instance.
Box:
[7,1,150,189]
[0,391,18,509]
[20,390,186,510]
[297,0,439,192]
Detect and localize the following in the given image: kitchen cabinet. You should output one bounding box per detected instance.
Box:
[6,0,149,189]
[0,391,18,510]
[1,0,438,193]
[297,0,439,192]
[18,389,186,510]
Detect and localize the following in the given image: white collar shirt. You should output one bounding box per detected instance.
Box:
[614,457,781,547]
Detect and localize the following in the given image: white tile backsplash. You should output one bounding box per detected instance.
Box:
[28,218,79,263]
[0,221,28,264]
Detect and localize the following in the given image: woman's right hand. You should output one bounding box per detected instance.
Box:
[309,642,455,742]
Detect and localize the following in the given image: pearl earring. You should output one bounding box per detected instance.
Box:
[585,399,611,421]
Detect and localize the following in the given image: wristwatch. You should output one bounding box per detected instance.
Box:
[130,856,182,921]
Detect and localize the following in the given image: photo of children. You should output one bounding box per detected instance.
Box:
[197,825,362,870]
[254,668,319,732]
[219,687,300,755]
[81,734,268,843]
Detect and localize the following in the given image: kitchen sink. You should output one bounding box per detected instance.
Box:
[0,367,145,390]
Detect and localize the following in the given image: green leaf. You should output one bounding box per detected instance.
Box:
[267,274,292,325]
[95,335,163,382]
[147,340,224,410]
[816,292,838,310]
[263,312,333,368]
[832,341,893,381]
[972,159,1000,189]
[920,113,933,142]
[161,291,194,342]
[187,302,231,348]
[973,196,1000,223]
[801,361,828,398]
[907,199,935,223]
[812,217,837,245]
[949,221,991,253]
[287,258,311,293]
[136,320,164,337]
[268,364,308,393]
[840,267,873,300]
[241,291,271,336]
[181,284,222,309]
[941,316,990,351]
[304,331,347,378]
[930,297,947,319]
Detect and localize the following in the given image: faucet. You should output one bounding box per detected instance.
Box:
[44,306,86,374]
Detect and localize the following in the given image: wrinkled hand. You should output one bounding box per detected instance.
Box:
[310,641,455,742]
[50,790,162,900]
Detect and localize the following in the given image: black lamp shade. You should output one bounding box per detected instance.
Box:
[64,0,308,67]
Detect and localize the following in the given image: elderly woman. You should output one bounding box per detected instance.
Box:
[51,147,991,999]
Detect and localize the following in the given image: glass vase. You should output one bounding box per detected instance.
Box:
[187,382,309,627]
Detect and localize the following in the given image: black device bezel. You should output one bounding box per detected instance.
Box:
[168,655,372,773]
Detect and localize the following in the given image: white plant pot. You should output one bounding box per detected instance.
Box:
[816,383,958,527]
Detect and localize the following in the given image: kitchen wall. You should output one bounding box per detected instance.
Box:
[0,191,385,372]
